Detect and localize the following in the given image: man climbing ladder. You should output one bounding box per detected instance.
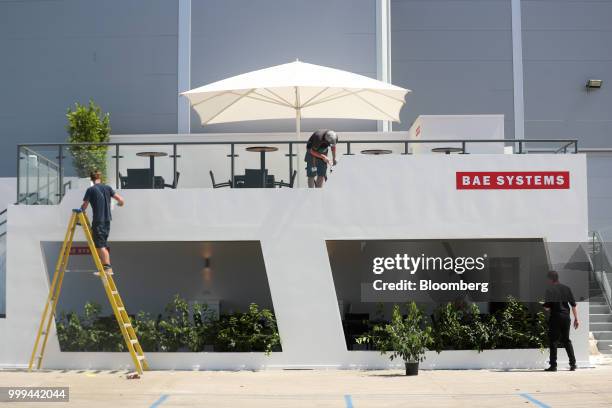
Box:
[81,170,124,274]
[28,209,148,375]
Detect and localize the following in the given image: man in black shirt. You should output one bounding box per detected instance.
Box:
[543,270,578,371]
[81,170,124,274]
[305,129,338,188]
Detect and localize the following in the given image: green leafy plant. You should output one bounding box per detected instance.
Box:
[133,311,161,352]
[357,302,433,363]
[494,297,547,349]
[66,100,110,179]
[56,296,282,354]
[211,303,281,355]
[432,302,494,352]
[430,298,547,352]
[157,295,193,352]
[56,302,124,351]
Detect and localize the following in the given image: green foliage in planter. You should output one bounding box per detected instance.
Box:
[494,297,547,349]
[56,302,124,351]
[157,295,192,352]
[432,303,494,352]
[56,296,281,354]
[357,302,433,363]
[210,303,281,354]
[66,101,110,179]
[431,298,547,352]
[133,311,161,352]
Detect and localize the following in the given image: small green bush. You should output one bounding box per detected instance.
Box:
[357,302,434,363]
[431,298,547,352]
[56,302,124,351]
[66,100,110,179]
[210,303,281,354]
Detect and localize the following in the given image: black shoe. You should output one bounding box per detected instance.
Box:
[544,366,557,372]
[570,365,577,371]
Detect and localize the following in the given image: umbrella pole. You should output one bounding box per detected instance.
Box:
[294,108,301,185]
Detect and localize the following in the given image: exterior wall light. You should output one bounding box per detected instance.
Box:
[586,79,603,89]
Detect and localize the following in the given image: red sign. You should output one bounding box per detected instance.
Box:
[70,246,92,255]
[456,171,570,190]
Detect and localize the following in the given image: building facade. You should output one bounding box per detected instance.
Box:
[1,0,610,230]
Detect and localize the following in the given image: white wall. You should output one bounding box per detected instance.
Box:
[2,153,589,369]
[0,178,16,209]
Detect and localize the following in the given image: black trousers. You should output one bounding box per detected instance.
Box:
[548,316,576,367]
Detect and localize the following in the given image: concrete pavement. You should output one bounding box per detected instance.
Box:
[1,363,612,407]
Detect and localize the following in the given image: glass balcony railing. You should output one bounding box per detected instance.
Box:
[16,138,579,205]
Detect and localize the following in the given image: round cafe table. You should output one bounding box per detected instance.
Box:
[431,147,464,155]
[246,146,278,187]
[136,151,168,188]
[361,149,392,155]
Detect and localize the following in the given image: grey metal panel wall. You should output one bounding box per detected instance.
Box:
[522,0,612,232]
[587,154,612,232]
[522,0,612,146]
[0,0,178,176]
[390,0,515,137]
[190,0,378,133]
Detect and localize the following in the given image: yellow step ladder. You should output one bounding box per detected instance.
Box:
[28,209,148,375]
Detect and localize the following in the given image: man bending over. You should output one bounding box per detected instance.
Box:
[305,129,338,188]
[81,170,124,273]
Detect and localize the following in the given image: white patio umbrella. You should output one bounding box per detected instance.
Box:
[181,60,410,137]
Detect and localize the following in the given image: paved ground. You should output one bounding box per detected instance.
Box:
[1,363,612,407]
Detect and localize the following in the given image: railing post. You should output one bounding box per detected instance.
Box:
[574,140,578,154]
[115,144,120,190]
[58,145,63,200]
[518,140,523,154]
[25,151,30,203]
[173,143,178,187]
[461,141,467,154]
[46,163,50,203]
[344,142,354,156]
[231,143,235,188]
[288,142,293,181]
[36,159,40,203]
[16,145,20,204]
[403,141,409,155]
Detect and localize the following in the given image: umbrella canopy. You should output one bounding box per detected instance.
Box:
[181,61,410,130]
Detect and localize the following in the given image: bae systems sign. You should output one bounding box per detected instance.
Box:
[456,171,570,190]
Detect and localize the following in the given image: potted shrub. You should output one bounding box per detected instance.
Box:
[66,100,111,179]
[358,302,433,376]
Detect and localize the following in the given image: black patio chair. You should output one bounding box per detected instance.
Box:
[164,171,180,189]
[209,171,231,188]
[275,170,297,188]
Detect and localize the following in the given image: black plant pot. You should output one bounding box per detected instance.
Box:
[405,361,419,376]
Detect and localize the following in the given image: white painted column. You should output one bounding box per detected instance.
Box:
[177,0,192,134]
[511,0,525,140]
[376,0,392,132]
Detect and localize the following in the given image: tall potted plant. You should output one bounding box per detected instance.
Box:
[66,100,110,179]
[358,302,433,376]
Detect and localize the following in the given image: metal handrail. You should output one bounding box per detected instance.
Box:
[591,231,612,310]
[19,146,60,169]
[18,138,579,148]
[16,138,579,204]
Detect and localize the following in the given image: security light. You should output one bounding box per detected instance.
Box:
[586,79,603,89]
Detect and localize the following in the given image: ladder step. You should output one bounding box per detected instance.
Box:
[111,290,118,295]
[130,339,139,344]
[123,323,132,328]
[117,307,125,311]
[137,355,146,360]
